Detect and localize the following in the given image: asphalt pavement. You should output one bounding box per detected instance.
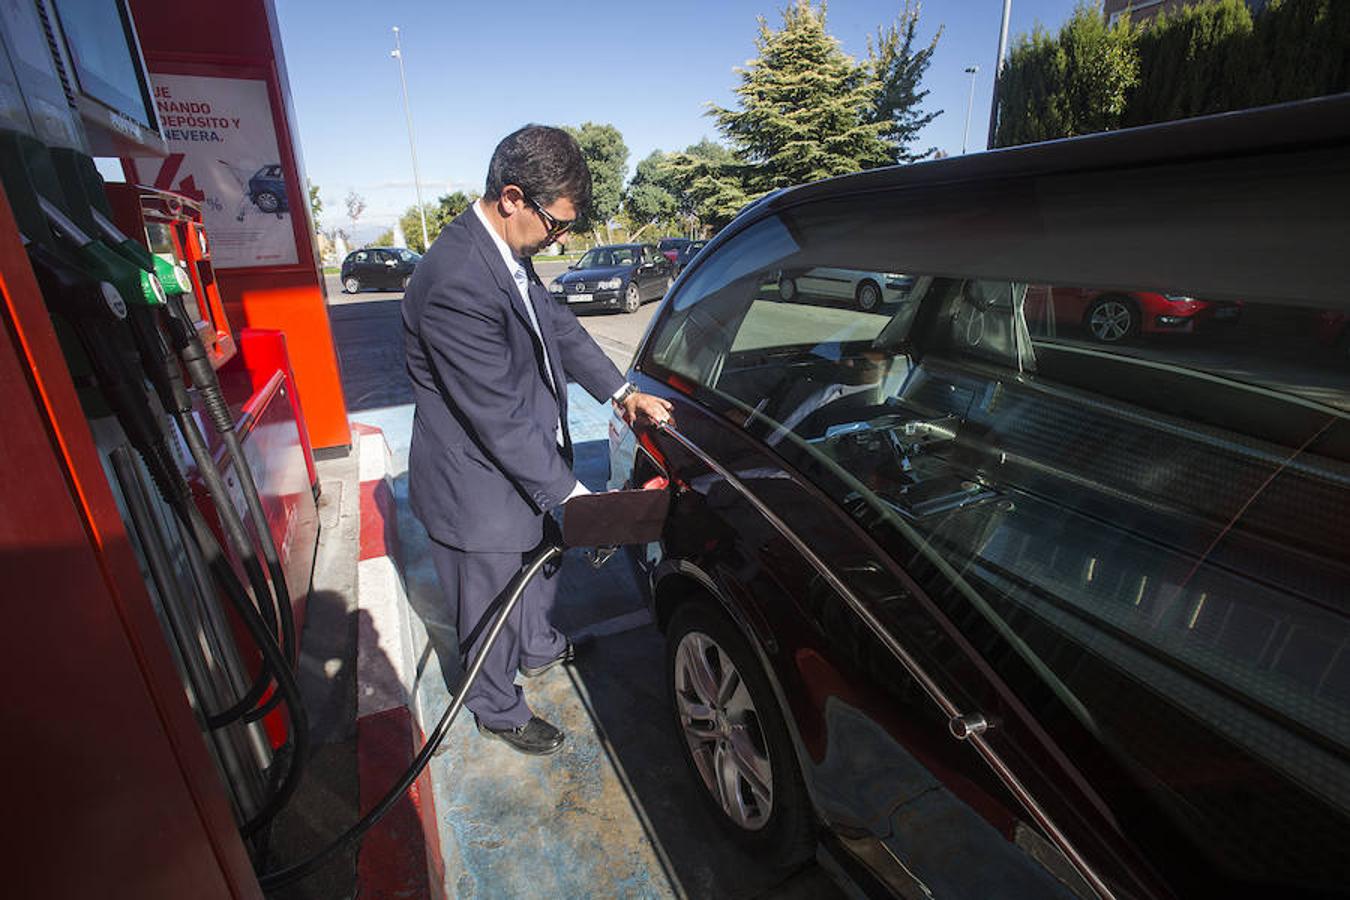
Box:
[324,261,658,383]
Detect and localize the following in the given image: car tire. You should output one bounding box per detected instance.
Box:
[402,275,412,292]
[666,601,814,871]
[855,279,882,312]
[623,281,642,313]
[255,191,281,214]
[1085,294,1138,343]
[663,275,674,295]
[777,275,798,302]
[343,276,360,294]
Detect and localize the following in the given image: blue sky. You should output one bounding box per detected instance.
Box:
[274,0,1082,232]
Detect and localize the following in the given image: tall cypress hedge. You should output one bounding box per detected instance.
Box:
[994,0,1350,148]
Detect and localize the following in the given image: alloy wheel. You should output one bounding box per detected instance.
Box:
[343,276,360,294]
[623,282,641,313]
[857,281,882,311]
[673,630,774,831]
[256,191,280,213]
[1089,298,1134,342]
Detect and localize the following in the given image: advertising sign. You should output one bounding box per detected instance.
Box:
[130,74,297,268]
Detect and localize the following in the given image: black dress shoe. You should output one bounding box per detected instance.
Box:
[519,638,575,678]
[477,715,566,755]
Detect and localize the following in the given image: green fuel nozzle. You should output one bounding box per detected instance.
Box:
[37,194,166,309]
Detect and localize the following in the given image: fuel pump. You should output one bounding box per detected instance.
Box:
[0,128,306,836]
[50,147,301,696]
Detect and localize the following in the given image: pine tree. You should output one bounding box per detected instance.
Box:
[662,140,751,232]
[866,1,944,164]
[710,0,892,192]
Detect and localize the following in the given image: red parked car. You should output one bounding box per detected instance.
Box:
[1024,285,1242,342]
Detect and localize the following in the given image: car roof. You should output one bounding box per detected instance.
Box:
[714,95,1350,311]
[588,243,644,250]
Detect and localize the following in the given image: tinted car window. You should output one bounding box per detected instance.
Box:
[643,208,1350,892]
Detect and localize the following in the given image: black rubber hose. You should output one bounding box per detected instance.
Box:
[72,315,307,824]
[163,294,298,669]
[164,404,283,728]
[173,496,309,838]
[257,541,565,890]
[127,307,287,657]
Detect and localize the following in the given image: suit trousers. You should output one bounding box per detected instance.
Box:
[429,533,568,730]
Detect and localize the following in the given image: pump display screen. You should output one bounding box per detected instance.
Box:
[51,0,155,129]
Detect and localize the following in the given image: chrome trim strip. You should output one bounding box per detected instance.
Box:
[655,421,1116,900]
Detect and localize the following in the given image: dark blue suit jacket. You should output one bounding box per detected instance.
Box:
[403,208,625,552]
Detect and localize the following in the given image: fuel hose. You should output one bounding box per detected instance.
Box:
[161,292,299,671]
[257,541,565,890]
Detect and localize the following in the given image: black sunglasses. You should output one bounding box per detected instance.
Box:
[524,194,576,239]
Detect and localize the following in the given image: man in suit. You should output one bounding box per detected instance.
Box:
[403,125,672,755]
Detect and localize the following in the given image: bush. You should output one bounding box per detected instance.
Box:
[995,0,1350,147]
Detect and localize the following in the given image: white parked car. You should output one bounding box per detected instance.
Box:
[777,267,914,311]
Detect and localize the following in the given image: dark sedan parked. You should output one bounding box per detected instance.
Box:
[609,98,1350,899]
[658,236,692,266]
[673,239,706,274]
[340,247,420,293]
[549,243,674,313]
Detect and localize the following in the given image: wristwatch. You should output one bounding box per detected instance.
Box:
[612,381,639,408]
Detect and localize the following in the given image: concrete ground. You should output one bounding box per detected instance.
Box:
[320,270,844,898]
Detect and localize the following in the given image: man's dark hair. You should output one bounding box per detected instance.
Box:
[484,125,591,212]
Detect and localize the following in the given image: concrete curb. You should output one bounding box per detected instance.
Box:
[352,422,445,899]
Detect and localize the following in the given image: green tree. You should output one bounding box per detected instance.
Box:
[623,151,679,237]
[307,180,322,230]
[399,190,478,252]
[1252,0,1350,106]
[1127,0,1254,126]
[865,1,944,163]
[661,148,754,233]
[995,2,1137,147]
[368,228,394,247]
[564,122,628,241]
[711,0,892,190]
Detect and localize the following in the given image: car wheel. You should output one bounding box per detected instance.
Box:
[255,191,281,214]
[623,281,642,313]
[343,276,361,294]
[777,275,797,302]
[1086,294,1138,343]
[666,601,813,869]
[855,279,882,312]
[663,275,674,295]
[402,275,412,292]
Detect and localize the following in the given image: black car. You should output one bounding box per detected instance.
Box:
[340,247,420,293]
[608,97,1350,899]
[549,243,674,313]
[673,239,706,273]
[658,236,692,267]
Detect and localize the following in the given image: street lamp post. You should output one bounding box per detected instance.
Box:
[390,26,429,251]
[987,0,1012,149]
[962,65,980,154]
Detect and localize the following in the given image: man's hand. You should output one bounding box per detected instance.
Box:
[621,391,675,427]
